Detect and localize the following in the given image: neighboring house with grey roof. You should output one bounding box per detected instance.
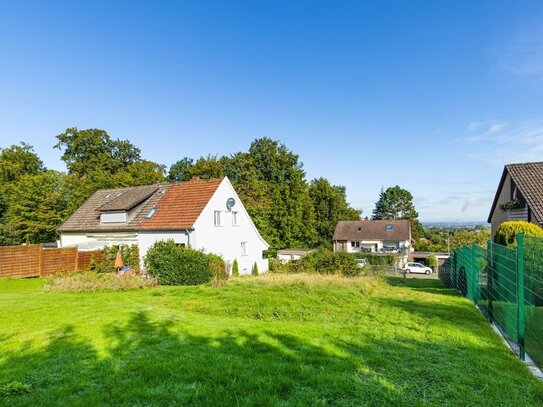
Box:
[488,162,543,237]
[58,177,269,274]
[333,219,412,265]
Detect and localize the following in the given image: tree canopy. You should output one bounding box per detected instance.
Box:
[372,185,423,239]
[309,178,361,247]
[0,132,367,249]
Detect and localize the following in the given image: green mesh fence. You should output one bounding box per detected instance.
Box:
[524,236,543,367]
[441,233,543,367]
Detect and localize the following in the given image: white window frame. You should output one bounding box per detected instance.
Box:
[214,210,223,226]
[232,211,239,226]
[241,241,248,256]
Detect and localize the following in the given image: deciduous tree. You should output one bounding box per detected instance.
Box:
[309,177,361,246]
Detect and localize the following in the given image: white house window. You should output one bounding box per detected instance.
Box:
[214,211,222,226]
[241,241,247,256]
[232,211,239,226]
[351,241,360,248]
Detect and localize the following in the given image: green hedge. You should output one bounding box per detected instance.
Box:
[89,244,140,273]
[292,248,360,276]
[494,221,543,247]
[353,253,396,266]
[144,240,224,285]
[427,255,438,268]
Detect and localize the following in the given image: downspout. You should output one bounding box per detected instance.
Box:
[187,229,193,248]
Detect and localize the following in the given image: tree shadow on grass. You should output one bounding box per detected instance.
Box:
[385,276,461,297]
[1,311,543,406]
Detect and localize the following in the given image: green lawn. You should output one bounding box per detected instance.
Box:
[1,274,542,406]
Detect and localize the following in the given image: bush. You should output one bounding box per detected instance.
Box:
[296,248,359,276]
[91,245,140,273]
[0,381,32,396]
[427,255,438,268]
[494,221,543,247]
[144,240,217,285]
[252,261,259,276]
[44,272,158,292]
[232,258,240,276]
[209,253,227,281]
[353,253,396,266]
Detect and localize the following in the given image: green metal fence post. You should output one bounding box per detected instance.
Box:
[465,245,471,300]
[517,232,526,361]
[472,242,478,304]
[452,252,456,289]
[469,244,475,302]
[451,252,456,290]
[487,240,493,320]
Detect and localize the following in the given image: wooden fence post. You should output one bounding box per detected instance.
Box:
[38,244,44,277]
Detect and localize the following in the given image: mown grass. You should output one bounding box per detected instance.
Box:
[0,274,542,406]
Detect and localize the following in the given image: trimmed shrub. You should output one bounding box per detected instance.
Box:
[252,261,259,276]
[144,240,216,285]
[232,258,240,276]
[494,221,543,247]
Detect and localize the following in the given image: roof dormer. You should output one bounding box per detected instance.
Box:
[101,211,128,224]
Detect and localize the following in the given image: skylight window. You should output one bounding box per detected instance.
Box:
[357,227,362,231]
[145,207,158,219]
[385,225,394,231]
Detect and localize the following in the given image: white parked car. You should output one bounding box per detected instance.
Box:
[403,262,432,275]
[355,258,368,268]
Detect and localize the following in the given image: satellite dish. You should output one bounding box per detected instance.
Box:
[226,197,236,211]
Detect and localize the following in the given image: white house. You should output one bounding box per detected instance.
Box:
[57,177,269,274]
[333,219,412,265]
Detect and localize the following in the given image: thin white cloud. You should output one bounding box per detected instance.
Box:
[493,23,543,84]
[487,123,506,135]
[461,197,483,213]
[502,33,543,78]
[463,118,543,166]
[461,120,507,144]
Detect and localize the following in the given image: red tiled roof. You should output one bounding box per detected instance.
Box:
[137,178,223,230]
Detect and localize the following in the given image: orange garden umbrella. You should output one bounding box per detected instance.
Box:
[114,251,124,270]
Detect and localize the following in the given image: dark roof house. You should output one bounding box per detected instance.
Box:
[488,162,543,236]
[333,219,411,242]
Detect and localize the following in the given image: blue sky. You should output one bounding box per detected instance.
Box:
[1,1,542,222]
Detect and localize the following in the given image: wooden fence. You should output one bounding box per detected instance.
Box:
[0,244,103,279]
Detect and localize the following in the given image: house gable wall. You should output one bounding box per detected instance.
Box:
[192,178,269,275]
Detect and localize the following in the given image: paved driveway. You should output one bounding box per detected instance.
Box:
[405,272,439,280]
